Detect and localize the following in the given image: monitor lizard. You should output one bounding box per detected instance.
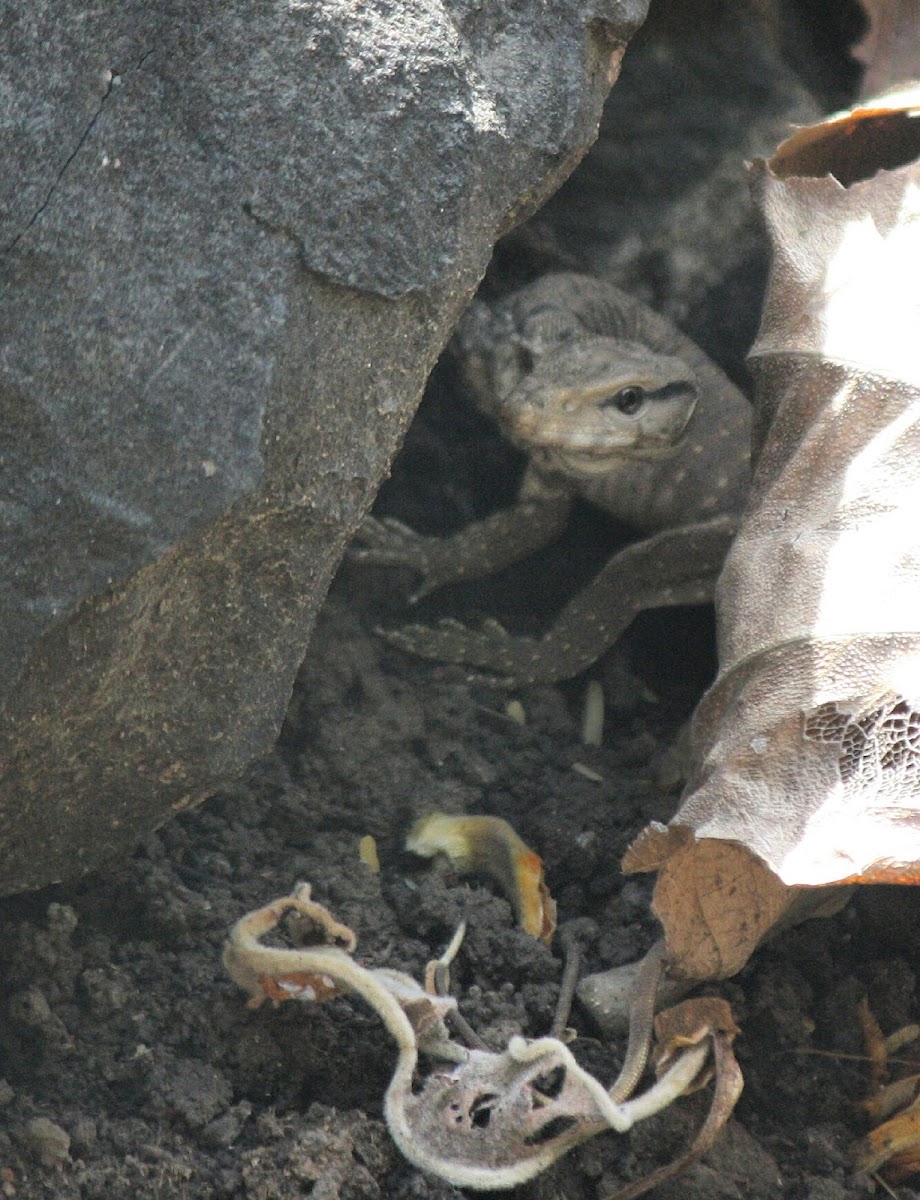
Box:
[352,272,752,684]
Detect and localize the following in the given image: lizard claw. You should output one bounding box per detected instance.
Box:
[349,515,427,566]
[350,516,453,603]
[350,516,436,602]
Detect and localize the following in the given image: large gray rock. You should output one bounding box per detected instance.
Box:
[0,0,648,894]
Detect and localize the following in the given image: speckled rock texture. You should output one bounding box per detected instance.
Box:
[492,0,837,368]
[0,0,649,894]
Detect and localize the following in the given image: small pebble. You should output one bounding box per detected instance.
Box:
[200,1102,252,1149]
[22,1117,70,1167]
[581,680,605,746]
[358,835,380,873]
[577,959,691,1038]
[69,1116,98,1157]
[46,903,78,939]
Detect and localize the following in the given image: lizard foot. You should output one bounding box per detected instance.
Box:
[349,515,449,602]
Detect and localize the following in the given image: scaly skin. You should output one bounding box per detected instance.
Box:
[352,272,751,684]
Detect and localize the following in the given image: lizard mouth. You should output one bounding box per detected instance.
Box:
[501,389,698,466]
[513,437,659,479]
[524,427,679,458]
[534,429,676,450]
[538,446,659,476]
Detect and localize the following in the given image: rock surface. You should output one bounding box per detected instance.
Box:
[493,0,825,367]
[0,0,649,894]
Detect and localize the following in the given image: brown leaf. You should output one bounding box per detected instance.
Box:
[624,88,920,981]
[855,1102,920,1178]
[624,836,793,980]
[856,1003,920,1181]
[652,996,740,1077]
[767,87,920,188]
[628,834,852,981]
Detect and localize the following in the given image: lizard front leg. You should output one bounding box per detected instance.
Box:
[350,467,573,602]
[378,516,738,684]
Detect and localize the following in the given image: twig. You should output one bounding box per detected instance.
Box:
[428,922,488,1051]
[549,925,583,1040]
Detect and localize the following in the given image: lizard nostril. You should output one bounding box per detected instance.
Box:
[516,345,536,373]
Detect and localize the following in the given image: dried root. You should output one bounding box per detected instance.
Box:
[224,884,741,1191]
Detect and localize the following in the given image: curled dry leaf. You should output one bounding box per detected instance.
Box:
[223,882,462,1062]
[223,881,356,1008]
[856,1107,920,1181]
[406,812,557,944]
[624,88,920,980]
[651,996,740,1087]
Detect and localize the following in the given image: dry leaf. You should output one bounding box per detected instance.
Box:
[223,882,357,1007]
[852,1,920,97]
[854,1002,920,1181]
[856,1104,920,1181]
[406,812,557,944]
[652,997,740,1070]
[624,89,920,980]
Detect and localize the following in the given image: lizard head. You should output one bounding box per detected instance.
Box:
[493,337,700,476]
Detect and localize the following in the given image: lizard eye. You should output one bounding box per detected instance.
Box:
[604,386,645,416]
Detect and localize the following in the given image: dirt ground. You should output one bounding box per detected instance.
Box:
[2,550,920,1200]
[3,373,920,1199]
[3,3,919,1197]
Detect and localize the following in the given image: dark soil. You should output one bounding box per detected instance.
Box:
[2,574,919,1200]
[3,2,917,1198]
